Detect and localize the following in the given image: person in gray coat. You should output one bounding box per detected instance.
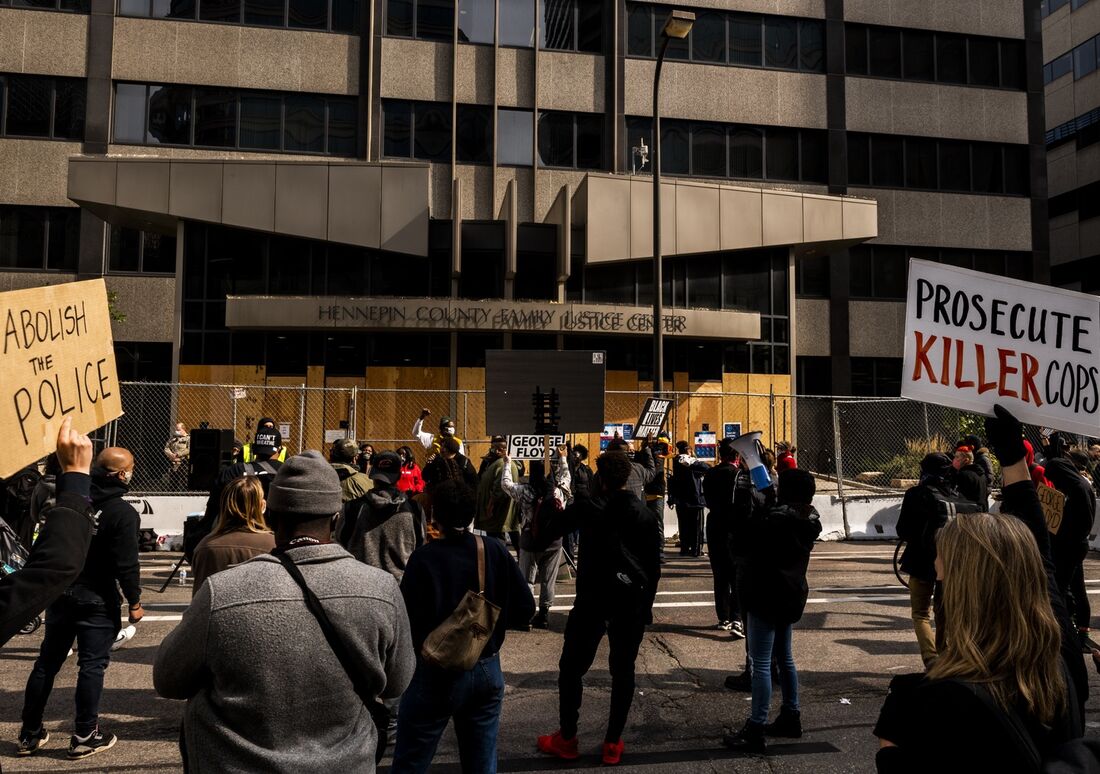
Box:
[153,450,415,773]
[346,451,426,582]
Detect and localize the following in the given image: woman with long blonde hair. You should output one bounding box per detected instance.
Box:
[191,476,275,594]
[875,406,1085,772]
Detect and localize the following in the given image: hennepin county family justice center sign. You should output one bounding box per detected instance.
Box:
[226,296,761,340]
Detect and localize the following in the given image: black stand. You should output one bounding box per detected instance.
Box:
[157,556,190,593]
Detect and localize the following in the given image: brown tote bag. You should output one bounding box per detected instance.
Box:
[420,534,502,671]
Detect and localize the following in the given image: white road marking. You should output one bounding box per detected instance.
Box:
[141,615,184,622]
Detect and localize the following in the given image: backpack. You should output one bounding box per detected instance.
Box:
[420,535,502,671]
[0,516,30,579]
[525,493,563,552]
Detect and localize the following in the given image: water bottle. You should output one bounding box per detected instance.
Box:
[179,569,188,586]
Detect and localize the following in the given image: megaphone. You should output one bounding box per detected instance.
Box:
[729,431,773,491]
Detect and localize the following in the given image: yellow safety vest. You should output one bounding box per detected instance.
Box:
[242,444,288,463]
[431,435,463,455]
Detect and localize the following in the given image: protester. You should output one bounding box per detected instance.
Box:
[29,454,62,526]
[874,406,1085,771]
[242,417,288,463]
[1025,439,1052,487]
[960,433,994,487]
[642,435,672,563]
[190,476,275,594]
[502,456,571,629]
[3,464,41,551]
[723,468,821,753]
[474,439,519,543]
[776,442,797,472]
[358,443,376,475]
[669,441,709,557]
[951,446,988,511]
[413,408,464,456]
[562,444,592,563]
[1045,457,1097,648]
[390,480,535,773]
[395,446,425,495]
[154,451,415,773]
[601,438,656,503]
[0,418,95,647]
[346,451,426,581]
[702,439,745,637]
[18,447,143,759]
[331,438,374,502]
[422,438,479,492]
[163,422,190,487]
[536,451,660,766]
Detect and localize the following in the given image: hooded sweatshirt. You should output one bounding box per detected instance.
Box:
[348,487,426,581]
[501,461,570,551]
[1046,458,1097,550]
[743,503,822,625]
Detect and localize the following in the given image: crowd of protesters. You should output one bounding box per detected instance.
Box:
[2,405,1099,772]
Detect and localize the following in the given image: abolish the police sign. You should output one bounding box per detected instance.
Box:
[902,259,1100,437]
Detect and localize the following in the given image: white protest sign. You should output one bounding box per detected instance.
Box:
[902,259,1100,437]
[635,398,672,439]
[508,434,566,461]
[1,279,123,478]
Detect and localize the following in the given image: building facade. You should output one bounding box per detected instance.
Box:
[1043,0,1100,294]
[0,0,1046,404]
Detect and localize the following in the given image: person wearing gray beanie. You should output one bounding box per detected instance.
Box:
[267,450,344,519]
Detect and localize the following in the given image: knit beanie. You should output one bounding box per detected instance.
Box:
[267,450,342,517]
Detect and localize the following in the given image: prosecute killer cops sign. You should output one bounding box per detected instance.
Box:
[902,259,1100,438]
[0,279,123,478]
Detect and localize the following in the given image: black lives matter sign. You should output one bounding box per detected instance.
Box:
[1,279,123,478]
[634,398,672,440]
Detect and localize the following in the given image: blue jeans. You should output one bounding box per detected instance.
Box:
[746,612,799,725]
[22,598,117,736]
[391,655,505,774]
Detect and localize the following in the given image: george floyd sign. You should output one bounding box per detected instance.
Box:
[0,279,123,478]
[902,259,1100,437]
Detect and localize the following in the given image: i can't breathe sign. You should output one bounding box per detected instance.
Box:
[0,279,123,478]
[902,259,1100,437]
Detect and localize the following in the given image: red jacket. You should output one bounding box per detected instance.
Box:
[777,451,797,472]
[396,463,425,494]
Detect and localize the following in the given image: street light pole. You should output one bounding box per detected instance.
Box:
[651,10,693,397]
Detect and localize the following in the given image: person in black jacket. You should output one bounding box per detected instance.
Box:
[536,451,661,767]
[670,441,709,557]
[391,480,534,773]
[19,446,144,760]
[951,446,989,511]
[1046,457,1097,645]
[723,468,822,753]
[874,405,1086,773]
[0,417,95,647]
[422,438,479,491]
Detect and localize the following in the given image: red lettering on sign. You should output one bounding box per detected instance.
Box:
[912,331,938,383]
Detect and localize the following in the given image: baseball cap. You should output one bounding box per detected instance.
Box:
[253,428,282,457]
[370,451,403,485]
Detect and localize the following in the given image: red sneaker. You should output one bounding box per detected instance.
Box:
[537,730,579,760]
[602,739,625,765]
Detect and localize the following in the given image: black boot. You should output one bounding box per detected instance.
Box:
[723,668,752,692]
[722,720,766,754]
[531,606,549,630]
[764,708,802,738]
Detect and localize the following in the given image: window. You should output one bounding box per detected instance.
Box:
[537,111,604,170]
[795,254,829,297]
[199,0,240,22]
[968,37,1000,87]
[1074,37,1098,79]
[386,0,452,40]
[627,3,653,57]
[971,143,1003,194]
[799,20,825,72]
[0,206,79,271]
[113,342,172,382]
[730,128,763,179]
[515,224,557,301]
[459,221,505,299]
[115,83,356,155]
[500,0,535,46]
[692,10,726,63]
[850,245,906,299]
[868,26,901,78]
[287,0,329,27]
[0,75,85,140]
[905,137,937,189]
[731,14,763,66]
[939,140,970,191]
[458,0,493,44]
[852,358,902,396]
[456,104,492,163]
[109,227,177,274]
[765,127,798,181]
[498,108,533,165]
[1000,40,1026,90]
[245,0,284,25]
[902,30,934,81]
[763,16,798,70]
[799,130,827,184]
[1045,52,1073,84]
[847,133,870,185]
[0,0,87,10]
[846,24,869,75]
[540,0,601,53]
[691,123,725,177]
[936,34,967,83]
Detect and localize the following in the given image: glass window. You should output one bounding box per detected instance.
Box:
[1003,145,1029,196]
[288,0,325,27]
[971,143,1003,194]
[691,123,726,177]
[846,24,868,75]
[765,127,798,181]
[848,133,870,185]
[576,2,601,53]
[331,0,358,31]
[627,3,652,56]
[870,135,903,187]
[114,83,148,143]
[199,0,239,23]
[903,30,934,80]
[194,88,236,148]
[1074,38,1098,79]
[0,208,46,270]
[147,84,193,145]
[515,224,557,301]
[456,104,492,163]
[799,20,825,72]
[240,93,282,150]
[327,99,357,156]
[6,77,51,137]
[458,0,494,43]
[417,0,454,41]
[575,113,603,169]
[873,246,906,299]
[387,0,414,36]
[849,246,873,297]
[46,209,79,272]
[687,257,720,308]
[157,0,196,17]
[537,111,574,167]
[905,137,937,189]
[661,120,689,174]
[413,101,450,160]
[1000,40,1025,89]
[799,130,827,183]
[541,0,574,51]
[939,140,971,191]
[53,79,86,140]
[730,127,763,179]
[500,0,535,47]
[692,10,726,63]
[285,94,324,152]
[109,226,142,272]
[244,0,282,25]
[730,14,762,67]
[142,231,177,273]
[869,26,901,77]
[796,254,829,297]
[383,100,412,157]
[764,16,798,70]
[936,34,968,84]
[969,37,999,86]
[118,0,149,11]
[1049,52,1072,81]
[498,108,533,165]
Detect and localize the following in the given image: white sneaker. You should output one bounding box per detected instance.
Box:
[718,620,733,631]
[111,625,136,652]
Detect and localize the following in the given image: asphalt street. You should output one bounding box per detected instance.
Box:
[3,542,1100,773]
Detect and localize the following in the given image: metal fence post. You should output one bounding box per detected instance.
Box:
[831,400,850,538]
[922,403,931,444]
[769,385,776,448]
[349,388,357,440]
[298,384,306,454]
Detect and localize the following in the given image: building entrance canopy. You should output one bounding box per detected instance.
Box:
[226,296,761,340]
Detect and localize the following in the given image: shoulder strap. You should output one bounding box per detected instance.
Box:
[276,553,389,763]
[475,534,486,594]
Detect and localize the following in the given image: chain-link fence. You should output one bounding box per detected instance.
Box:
[100,382,1097,498]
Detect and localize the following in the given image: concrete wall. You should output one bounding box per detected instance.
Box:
[0,140,83,206]
[0,8,88,77]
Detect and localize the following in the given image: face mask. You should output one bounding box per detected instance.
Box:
[117,470,134,486]
[442,427,455,436]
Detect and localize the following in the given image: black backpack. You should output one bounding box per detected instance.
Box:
[0,516,29,578]
[525,494,563,552]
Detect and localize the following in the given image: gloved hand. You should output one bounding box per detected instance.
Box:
[984,404,1027,467]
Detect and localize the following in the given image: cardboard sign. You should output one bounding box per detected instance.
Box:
[694,431,717,460]
[902,260,1100,437]
[1038,484,1066,535]
[508,434,566,461]
[635,398,672,439]
[0,279,123,478]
